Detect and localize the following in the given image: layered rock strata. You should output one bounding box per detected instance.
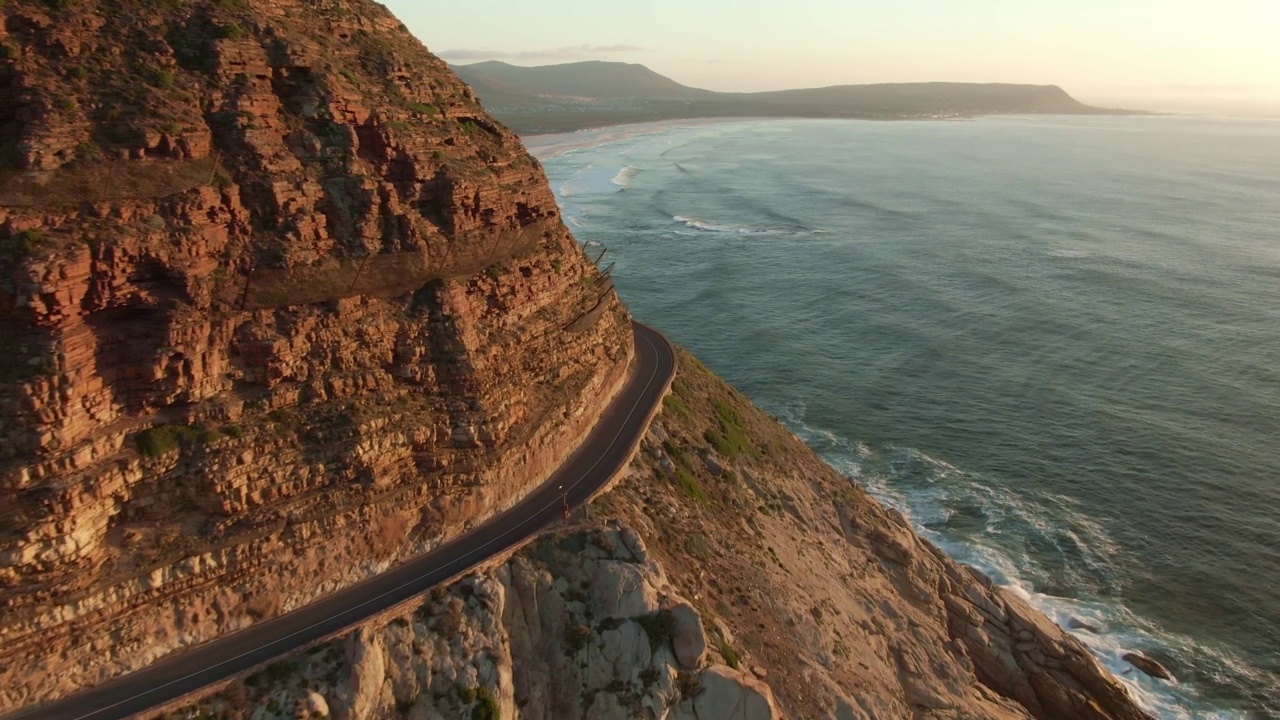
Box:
[0,0,630,710]
[173,351,1153,720]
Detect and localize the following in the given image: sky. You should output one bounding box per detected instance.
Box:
[386,0,1280,115]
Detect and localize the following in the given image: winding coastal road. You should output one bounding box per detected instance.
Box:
[9,323,676,720]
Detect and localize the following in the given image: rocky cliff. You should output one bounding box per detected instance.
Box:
[0,1,1154,719]
[0,0,631,710]
[167,352,1152,720]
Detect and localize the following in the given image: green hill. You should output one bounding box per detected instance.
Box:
[451,60,1131,134]
[455,60,713,101]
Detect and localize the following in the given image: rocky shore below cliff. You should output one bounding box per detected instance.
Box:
[167,350,1152,720]
[0,0,1154,717]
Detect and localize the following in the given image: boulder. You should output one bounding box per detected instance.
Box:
[1123,651,1173,681]
[669,601,708,669]
[1067,616,1100,633]
[702,452,726,477]
[692,666,780,720]
[591,561,660,619]
[650,423,668,444]
[301,691,330,718]
[332,628,390,720]
[618,524,649,563]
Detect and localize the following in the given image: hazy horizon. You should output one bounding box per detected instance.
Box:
[387,0,1280,117]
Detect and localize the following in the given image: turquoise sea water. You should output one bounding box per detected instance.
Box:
[533,116,1280,718]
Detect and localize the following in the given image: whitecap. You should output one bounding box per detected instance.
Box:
[672,215,778,235]
[1048,247,1095,259]
[757,401,1253,719]
[611,165,639,188]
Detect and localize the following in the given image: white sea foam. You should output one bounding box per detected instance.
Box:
[523,118,741,160]
[611,165,639,188]
[1048,247,1096,259]
[766,402,1253,720]
[672,215,792,235]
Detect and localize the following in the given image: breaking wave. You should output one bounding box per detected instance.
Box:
[672,215,812,236]
[612,166,639,188]
[770,401,1261,719]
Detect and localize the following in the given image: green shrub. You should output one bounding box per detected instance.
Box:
[2,229,46,261]
[211,164,234,190]
[714,399,744,430]
[709,398,759,460]
[135,424,219,457]
[716,636,740,669]
[677,670,701,700]
[265,659,299,683]
[662,440,690,469]
[215,22,248,39]
[471,686,500,720]
[268,409,298,437]
[704,428,731,456]
[405,102,440,116]
[54,97,77,112]
[150,69,175,89]
[663,394,693,423]
[675,469,708,504]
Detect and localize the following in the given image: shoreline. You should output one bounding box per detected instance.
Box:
[534,119,1273,718]
[522,117,743,160]
[519,112,1216,161]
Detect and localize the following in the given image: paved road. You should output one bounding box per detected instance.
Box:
[8,323,676,720]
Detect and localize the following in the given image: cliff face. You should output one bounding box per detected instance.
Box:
[0,0,630,709]
[171,352,1152,720]
[0,2,1153,718]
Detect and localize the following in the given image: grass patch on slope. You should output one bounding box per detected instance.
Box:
[706,398,761,461]
[135,424,222,457]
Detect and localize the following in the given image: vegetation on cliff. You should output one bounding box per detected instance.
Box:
[0,1,1150,718]
[169,350,1152,720]
[0,0,630,710]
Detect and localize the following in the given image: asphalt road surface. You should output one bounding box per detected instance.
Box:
[8,323,676,720]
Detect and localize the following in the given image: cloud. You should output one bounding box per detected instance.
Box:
[439,44,646,61]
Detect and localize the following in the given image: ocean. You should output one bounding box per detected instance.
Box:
[529,115,1280,718]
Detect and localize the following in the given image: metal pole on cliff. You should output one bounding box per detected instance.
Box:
[560,484,569,524]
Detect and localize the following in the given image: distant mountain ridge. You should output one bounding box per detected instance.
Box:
[452,60,1131,134]
[458,60,713,100]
